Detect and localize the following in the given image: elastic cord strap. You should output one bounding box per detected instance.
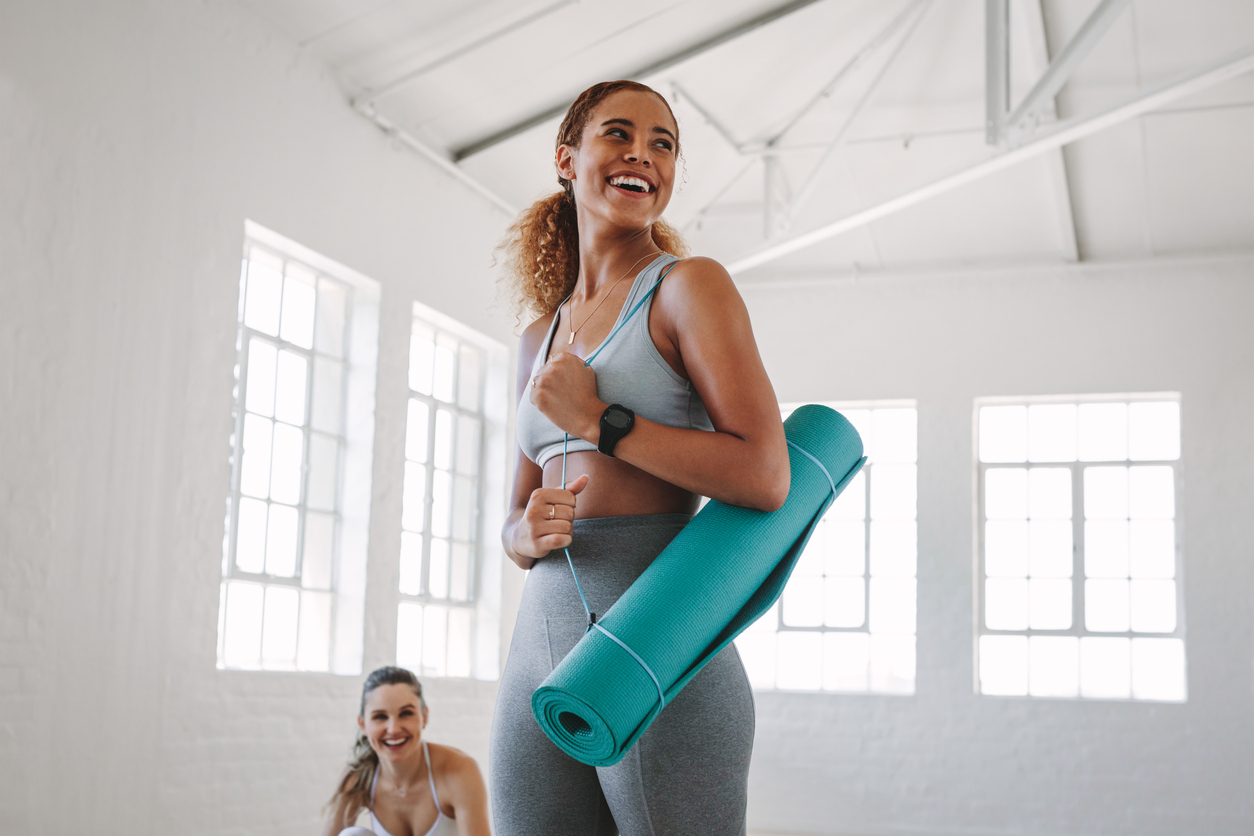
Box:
[591,623,666,708]
[787,439,835,496]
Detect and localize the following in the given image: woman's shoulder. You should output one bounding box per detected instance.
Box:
[661,256,735,294]
[428,741,481,777]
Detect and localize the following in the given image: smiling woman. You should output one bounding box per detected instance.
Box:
[490,81,789,836]
[322,667,490,836]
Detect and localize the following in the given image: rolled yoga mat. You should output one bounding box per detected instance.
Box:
[532,403,866,766]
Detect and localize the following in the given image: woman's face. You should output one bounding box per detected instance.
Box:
[358,683,427,762]
[558,89,679,231]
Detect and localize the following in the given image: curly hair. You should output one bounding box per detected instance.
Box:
[326,666,427,823]
[497,80,689,319]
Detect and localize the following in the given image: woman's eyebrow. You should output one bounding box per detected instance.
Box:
[600,118,675,141]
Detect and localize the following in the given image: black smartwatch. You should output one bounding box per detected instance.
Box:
[597,404,635,457]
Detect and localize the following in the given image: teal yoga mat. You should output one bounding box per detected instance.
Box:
[532,404,866,766]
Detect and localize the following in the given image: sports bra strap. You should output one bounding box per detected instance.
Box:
[582,258,682,366]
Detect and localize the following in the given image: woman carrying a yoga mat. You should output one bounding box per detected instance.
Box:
[492,80,789,836]
[323,666,491,836]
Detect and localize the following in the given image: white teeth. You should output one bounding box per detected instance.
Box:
[610,175,651,192]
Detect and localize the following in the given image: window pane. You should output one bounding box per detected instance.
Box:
[244,254,283,336]
[823,577,865,628]
[310,358,344,435]
[447,607,473,678]
[280,265,317,349]
[456,415,481,476]
[401,461,427,533]
[1027,468,1072,520]
[452,476,474,541]
[240,414,273,498]
[235,498,268,573]
[450,542,471,601]
[431,471,452,538]
[1130,520,1175,578]
[823,632,869,691]
[274,351,308,426]
[869,577,915,634]
[433,337,457,403]
[869,521,915,576]
[776,631,822,690]
[409,326,435,395]
[985,521,1028,577]
[985,468,1027,519]
[265,503,299,577]
[1131,638,1185,700]
[296,590,331,671]
[870,408,916,464]
[458,345,481,411]
[782,578,823,627]
[406,400,430,463]
[399,532,424,596]
[1028,520,1072,578]
[429,538,450,598]
[261,585,299,665]
[1027,404,1077,463]
[869,464,916,520]
[1078,402,1127,462]
[825,520,865,576]
[1084,520,1128,578]
[1129,466,1174,519]
[223,581,263,667]
[397,602,424,671]
[868,634,915,694]
[1028,578,1072,630]
[314,279,347,359]
[245,339,278,417]
[734,633,777,689]
[1080,637,1131,698]
[269,422,304,506]
[423,605,448,677]
[979,634,1028,696]
[827,470,865,520]
[433,410,454,471]
[1084,467,1128,520]
[1028,636,1078,697]
[306,433,338,512]
[1128,402,1180,461]
[301,512,334,590]
[1085,579,1130,632]
[986,578,1028,631]
[979,405,1027,463]
[1130,579,1176,632]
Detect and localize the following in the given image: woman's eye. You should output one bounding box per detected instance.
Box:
[655,140,673,151]
[608,128,628,139]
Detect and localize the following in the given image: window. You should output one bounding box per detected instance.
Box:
[396,301,509,680]
[735,402,917,694]
[218,222,380,674]
[976,396,1185,701]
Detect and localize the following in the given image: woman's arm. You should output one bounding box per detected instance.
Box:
[530,258,790,511]
[500,315,587,570]
[437,747,492,836]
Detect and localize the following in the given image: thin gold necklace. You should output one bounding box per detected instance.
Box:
[567,250,662,345]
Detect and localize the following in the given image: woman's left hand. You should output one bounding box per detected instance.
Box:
[530,351,605,441]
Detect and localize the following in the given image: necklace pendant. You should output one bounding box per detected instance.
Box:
[568,330,575,345]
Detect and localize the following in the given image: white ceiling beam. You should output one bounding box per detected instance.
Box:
[1018,0,1079,262]
[725,44,1254,275]
[354,103,518,217]
[353,0,578,109]
[669,82,743,153]
[450,0,831,161]
[784,0,936,230]
[985,0,1010,143]
[1004,0,1131,142]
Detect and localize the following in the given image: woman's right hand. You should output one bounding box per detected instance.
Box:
[510,475,589,559]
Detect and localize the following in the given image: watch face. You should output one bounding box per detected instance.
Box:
[606,408,632,429]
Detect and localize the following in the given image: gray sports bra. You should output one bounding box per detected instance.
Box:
[516,253,714,468]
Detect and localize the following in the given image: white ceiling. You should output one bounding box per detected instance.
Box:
[245,0,1254,281]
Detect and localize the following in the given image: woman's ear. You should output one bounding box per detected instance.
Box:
[357,715,365,732]
[556,144,577,181]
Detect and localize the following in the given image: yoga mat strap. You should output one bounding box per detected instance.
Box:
[787,438,836,495]
[592,623,666,708]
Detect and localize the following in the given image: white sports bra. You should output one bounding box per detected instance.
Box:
[368,741,458,836]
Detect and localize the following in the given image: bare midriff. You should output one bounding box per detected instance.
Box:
[544,450,700,519]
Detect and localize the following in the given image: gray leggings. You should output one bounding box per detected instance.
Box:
[489,514,755,836]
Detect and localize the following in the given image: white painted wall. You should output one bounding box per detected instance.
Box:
[0,2,515,833]
[741,256,1254,836]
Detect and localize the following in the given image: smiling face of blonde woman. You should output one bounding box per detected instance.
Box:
[358,682,428,763]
